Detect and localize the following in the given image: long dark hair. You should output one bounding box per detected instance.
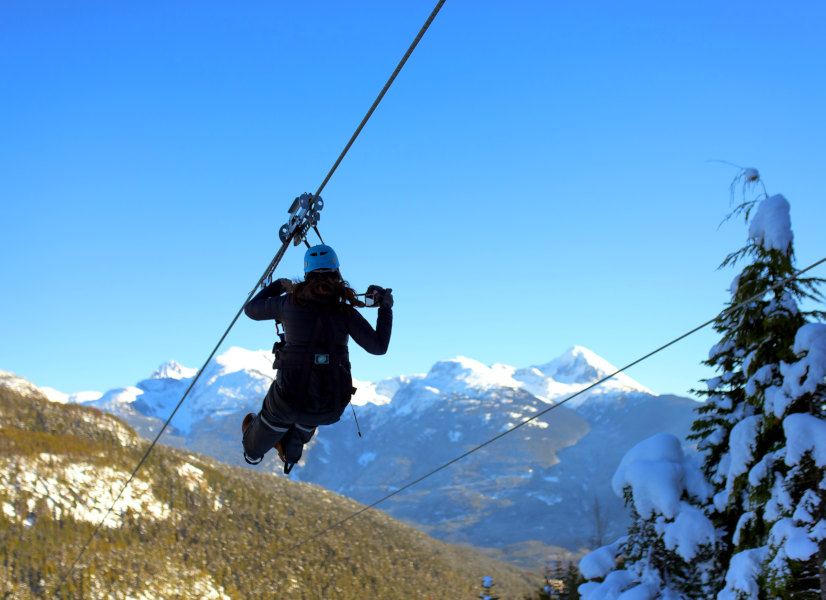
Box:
[290,271,365,312]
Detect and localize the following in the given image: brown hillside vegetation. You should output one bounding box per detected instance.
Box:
[0,374,537,599]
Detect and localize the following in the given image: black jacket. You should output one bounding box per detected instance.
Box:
[244,279,392,355]
[244,279,392,424]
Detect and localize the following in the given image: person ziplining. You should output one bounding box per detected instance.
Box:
[50,4,441,590]
[241,244,393,473]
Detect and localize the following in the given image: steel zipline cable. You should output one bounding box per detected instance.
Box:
[312,0,446,204]
[269,255,826,559]
[50,2,446,596]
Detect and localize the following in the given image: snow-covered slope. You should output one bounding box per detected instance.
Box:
[42,345,698,560]
[2,370,55,399]
[63,347,276,436]
[4,377,535,598]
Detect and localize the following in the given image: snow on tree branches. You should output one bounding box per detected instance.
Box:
[578,170,826,600]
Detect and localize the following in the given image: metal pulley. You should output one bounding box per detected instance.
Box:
[278,223,291,244]
[278,192,323,245]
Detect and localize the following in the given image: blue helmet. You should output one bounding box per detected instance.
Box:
[303,244,340,274]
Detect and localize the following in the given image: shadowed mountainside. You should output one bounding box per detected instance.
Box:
[0,371,537,599]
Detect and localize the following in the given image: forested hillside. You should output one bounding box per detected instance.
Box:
[0,373,535,599]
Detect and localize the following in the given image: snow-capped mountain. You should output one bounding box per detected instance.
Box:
[43,346,699,563]
[74,347,275,437]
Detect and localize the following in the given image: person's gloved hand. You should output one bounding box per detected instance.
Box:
[261,278,292,297]
[380,288,393,309]
[366,285,393,308]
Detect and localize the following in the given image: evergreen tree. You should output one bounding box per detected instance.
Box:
[536,559,581,599]
[688,170,824,598]
[561,561,583,599]
[578,434,720,599]
[762,323,826,599]
[579,171,824,600]
[525,559,582,598]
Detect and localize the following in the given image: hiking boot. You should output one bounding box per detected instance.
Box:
[242,413,263,465]
[242,413,255,436]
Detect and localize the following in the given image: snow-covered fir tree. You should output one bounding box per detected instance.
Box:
[762,323,826,598]
[689,171,824,599]
[577,433,720,599]
[578,170,825,600]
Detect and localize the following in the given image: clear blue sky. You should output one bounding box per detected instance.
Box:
[2,1,824,398]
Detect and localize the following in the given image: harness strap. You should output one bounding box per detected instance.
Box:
[298,313,326,401]
[323,311,344,403]
[273,352,350,368]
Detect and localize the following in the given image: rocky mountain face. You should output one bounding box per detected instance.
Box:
[0,370,536,599]
[43,346,701,565]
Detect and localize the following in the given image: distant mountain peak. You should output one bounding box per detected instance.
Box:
[538,346,613,384]
[417,347,649,400]
[424,356,519,394]
[536,346,650,393]
[152,360,198,381]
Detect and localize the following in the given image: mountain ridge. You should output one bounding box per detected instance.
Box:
[33,345,700,565]
[0,372,538,599]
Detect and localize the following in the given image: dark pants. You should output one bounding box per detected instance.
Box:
[242,386,317,464]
